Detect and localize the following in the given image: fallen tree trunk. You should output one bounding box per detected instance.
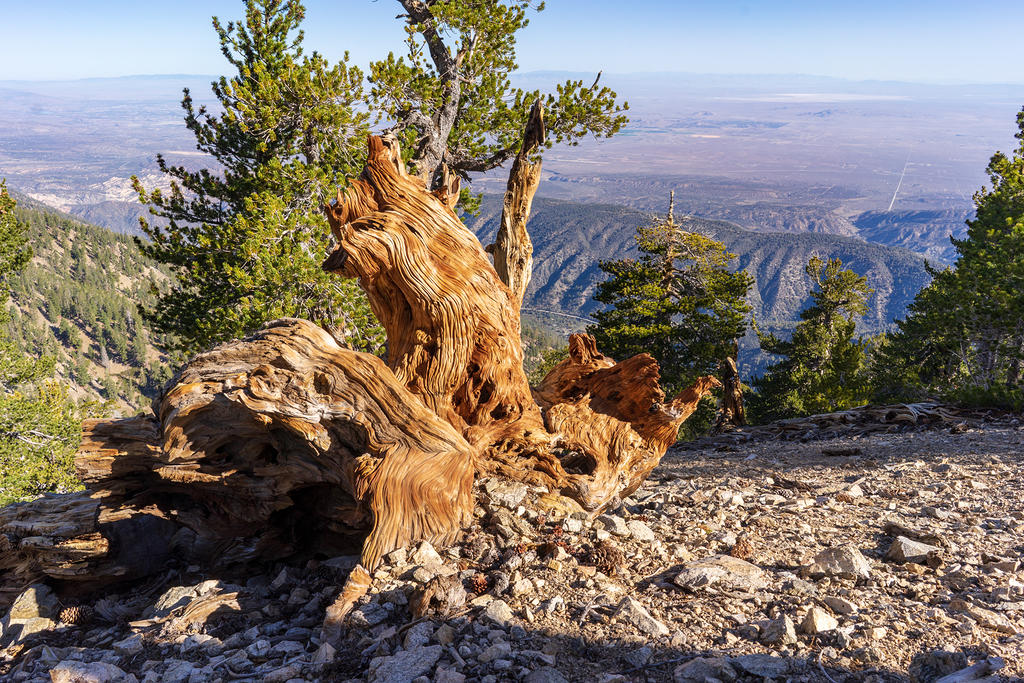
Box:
[0,135,717,618]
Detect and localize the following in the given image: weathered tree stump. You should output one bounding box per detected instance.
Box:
[0,135,718,623]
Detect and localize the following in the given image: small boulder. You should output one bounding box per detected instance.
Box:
[367,645,443,683]
[402,621,435,650]
[822,596,859,615]
[626,520,656,542]
[908,650,969,683]
[434,669,467,683]
[481,599,515,626]
[597,514,631,537]
[673,554,769,592]
[760,615,798,645]
[802,545,872,580]
[50,661,136,683]
[350,602,390,628]
[410,541,443,568]
[524,667,569,683]
[479,641,512,663]
[886,536,942,564]
[730,654,792,678]
[113,633,145,656]
[9,584,57,620]
[615,596,668,637]
[673,657,736,683]
[801,607,839,634]
[485,479,529,509]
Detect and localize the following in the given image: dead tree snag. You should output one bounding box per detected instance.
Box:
[1,136,717,622]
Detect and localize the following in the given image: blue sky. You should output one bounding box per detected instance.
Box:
[2,0,1023,83]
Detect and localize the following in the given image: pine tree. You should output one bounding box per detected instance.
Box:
[0,183,90,505]
[751,256,873,421]
[588,197,752,398]
[369,0,629,203]
[133,0,383,355]
[873,107,1024,408]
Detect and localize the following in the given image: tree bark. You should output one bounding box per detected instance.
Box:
[487,99,544,306]
[712,351,745,433]
[0,135,718,615]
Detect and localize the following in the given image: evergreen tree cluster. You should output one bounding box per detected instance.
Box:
[749,257,873,422]
[133,0,382,356]
[134,0,628,356]
[589,200,752,398]
[873,107,1024,410]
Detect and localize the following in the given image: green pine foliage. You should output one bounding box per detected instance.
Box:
[0,185,98,505]
[588,203,752,400]
[133,0,383,356]
[369,0,628,204]
[750,257,874,422]
[873,107,1024,409]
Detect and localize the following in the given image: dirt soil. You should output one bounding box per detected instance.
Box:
[2,417,1022,682]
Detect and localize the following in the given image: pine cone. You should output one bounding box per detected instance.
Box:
[469,573,489,594]
[588,540,624,576]
[59,604,94,626]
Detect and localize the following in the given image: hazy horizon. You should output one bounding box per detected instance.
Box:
[2,70,1024,88]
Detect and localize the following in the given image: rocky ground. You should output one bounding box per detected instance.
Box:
[1,416,1022,682]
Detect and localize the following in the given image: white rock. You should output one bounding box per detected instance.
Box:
[673,656,736,683]
[626,520,656,542]
[479,641,512,663]
[822,596,859,615]
[615,596,668,637]
[563,518,583,533]
[760,615,798,645]
[263,664,302,683]
[801,606,839,634]
[9,584,57,620]
[402,621,435,650]
[886,536,941,564]
[113,633,145,656]
[485,479,529,509]
[410,541,443,567]
[246,638,271,658]
[481,599,515,626]
[803,545,872,579]
[597,514,631,537]
[434,668,467,683]
[270,640,305,656]
[673,555,769,592]
[50,661,136,683]
[160,660,196,683]
[864,626,888,640]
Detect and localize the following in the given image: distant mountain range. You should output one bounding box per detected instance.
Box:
[467,196,933,375]
[7,188,933,389]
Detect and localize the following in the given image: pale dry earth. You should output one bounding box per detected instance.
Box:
[1,417,1022,682]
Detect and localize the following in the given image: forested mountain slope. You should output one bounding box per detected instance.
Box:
[4,193,932,404]
[5,195,176,413]
[468,195,931,336]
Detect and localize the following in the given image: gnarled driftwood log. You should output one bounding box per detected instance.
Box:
[0,135,719,622]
